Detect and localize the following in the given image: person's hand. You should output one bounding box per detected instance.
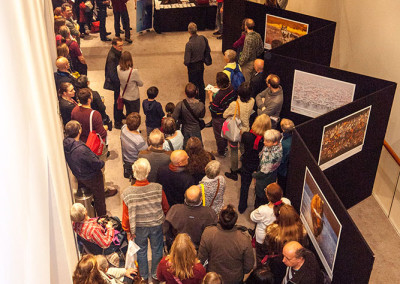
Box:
[104,125,109,131]
[127,232,136,240]
[262,107,266,111]
[206,90,213,96]
[106,221,113,229]
[125,267,138,279]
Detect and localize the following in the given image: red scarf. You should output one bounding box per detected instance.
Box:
[250,130,263,150]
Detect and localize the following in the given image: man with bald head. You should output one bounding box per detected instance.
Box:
[54,56,77,91]
[250,59,267,97]
[238,18,264,82]
[157,150,195,206]
[163,185,217,250]
[138,129,171,182]
[282,241,323,284]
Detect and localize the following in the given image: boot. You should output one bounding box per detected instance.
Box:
[225,169,238,181]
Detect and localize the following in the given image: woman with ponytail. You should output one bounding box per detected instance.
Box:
[250,182,290,264]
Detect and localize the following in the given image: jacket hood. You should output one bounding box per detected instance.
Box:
[63,137,85,154]
[143,100,157,112]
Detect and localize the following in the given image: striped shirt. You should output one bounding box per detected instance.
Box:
[73,219,115,248]
[122,180,164,234]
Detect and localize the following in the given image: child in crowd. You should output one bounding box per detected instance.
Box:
[160,102,175,133]
[253,129,283,208]
[142,86,165,136]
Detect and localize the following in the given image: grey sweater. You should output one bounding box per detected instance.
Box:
[172,99,205,134]
[255,86,284,118]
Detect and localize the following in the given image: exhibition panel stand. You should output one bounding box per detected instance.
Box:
[153,1,216,33]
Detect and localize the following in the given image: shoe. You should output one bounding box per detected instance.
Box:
[106,32,111,36]
[106,151,111,158]
[211,151,226,158]
[225,171,238,181]
[125,38,132,43]
[105,188,118,198]
[120,30,125,34]
[213,31,221,35]
[205,121,212,128]
[217,35,223,40]
[114,122,123,129]
[152,277,160,284]
[80,33,85,38]
[101,37,111,42]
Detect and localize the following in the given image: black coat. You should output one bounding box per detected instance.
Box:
[104,47,121,91]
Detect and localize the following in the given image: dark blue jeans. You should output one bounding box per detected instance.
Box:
[135,225,163,280]
[98,8,107,40]
[114,9,130,39]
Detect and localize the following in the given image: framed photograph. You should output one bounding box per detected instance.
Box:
[264,14,308,49]
[300,167,342,280]
[291,70,356,118]
[318,106,372,170]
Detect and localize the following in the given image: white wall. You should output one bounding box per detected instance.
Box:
[0,0,77,282]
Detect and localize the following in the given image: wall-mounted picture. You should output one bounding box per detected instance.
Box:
[264,14,308,49]
[300,167,342,280]
[318,106,371,170]
[291,70,356,118]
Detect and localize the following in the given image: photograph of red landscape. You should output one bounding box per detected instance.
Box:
[318,106,372,170]
[264,14,308,49]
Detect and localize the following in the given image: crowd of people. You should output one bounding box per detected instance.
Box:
[52,1,324,284]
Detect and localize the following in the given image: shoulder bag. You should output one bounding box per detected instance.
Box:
[167,139,174,151]
[183,99,205,130]
[221,100,242,142]
[200,180,220,207]
[86,110,105,155]
[117,68,133,110]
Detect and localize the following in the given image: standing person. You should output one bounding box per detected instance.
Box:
[59,25,88,75]
[61,3,81,45]
[277,119,295,193]
[172,83,206,146]
[58,82,78,125]
[122,158,165,284]
[143,86,165,135]
[238,19,264,82]
[184,22,211,104]
[96,0,112,41]
[104,37,124,129]
[157,234,206,284]
[64,121,107,216]
[198,205,254,283]
[162,118,184,151]
[118,51,143,116]
[208,72,236,158]
[238,114,271,213]
[111,0,132,43]
[223,82,255,181]
[213,0,223,39]
[186,137,214,184]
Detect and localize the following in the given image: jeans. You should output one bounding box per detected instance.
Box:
[212,117,227,155]
[135,225,164,280]
[229,141,239,171]
[114,9,131,39]
[98,8,107,40]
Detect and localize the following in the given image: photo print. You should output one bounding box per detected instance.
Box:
[264,14,308,49]
[291,70,356,118]
[300,167,342,280]
[318,106,372,170]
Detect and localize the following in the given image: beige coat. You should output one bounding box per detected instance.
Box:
[223,98,255,132]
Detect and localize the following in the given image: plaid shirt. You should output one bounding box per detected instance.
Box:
[73,219,115,249]
[238,31,264,66]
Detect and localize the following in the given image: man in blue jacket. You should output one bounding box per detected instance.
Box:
[63,120,107,216]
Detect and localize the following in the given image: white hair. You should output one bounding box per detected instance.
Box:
[264,129,282,143]
[132,158,151,181]
[70,203,86,222]
[205,160,221,179]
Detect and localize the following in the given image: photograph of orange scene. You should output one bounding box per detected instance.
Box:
[318,106,372,170]
[264,14,308,49]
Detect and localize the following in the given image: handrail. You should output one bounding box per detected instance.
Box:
[383,140,400,167]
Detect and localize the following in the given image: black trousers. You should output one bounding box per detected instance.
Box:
[114,9,131,39]
[114,89,124,124]
[123,98,140,116]
[98,8,107,40]
[188,63,205,104]
[78,171,106,216]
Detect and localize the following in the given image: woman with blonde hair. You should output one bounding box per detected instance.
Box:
[238,114,271,213]
[202,272,223,284]
[157,233,206,284]
[73,254,107,284]
[262,204,307,283]
[118,51,144,116]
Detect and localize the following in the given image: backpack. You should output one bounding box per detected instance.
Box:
[224,64,245,91]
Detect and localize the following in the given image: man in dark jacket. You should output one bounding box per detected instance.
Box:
[63,120,107,216]
[163,185,217,249]
[104,37,124,128]
[198,204,254,283]
[54,57,77,91]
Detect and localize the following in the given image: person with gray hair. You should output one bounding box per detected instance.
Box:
[138,129,171,182]
[222,49,244,90]
[199,160,226,214]
[163,185,217,250]
[184,22,211,104]
[252,129,283,208]
[64,121,107,215]
[96,255,137,284]
[121,158,165,283]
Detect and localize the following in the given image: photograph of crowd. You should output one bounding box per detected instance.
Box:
[318,106,371,170]
[291,70,356,118]
[300,167,342,280]
[264,14,308,49]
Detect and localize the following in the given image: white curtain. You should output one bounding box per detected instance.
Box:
[0,0,78,283]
